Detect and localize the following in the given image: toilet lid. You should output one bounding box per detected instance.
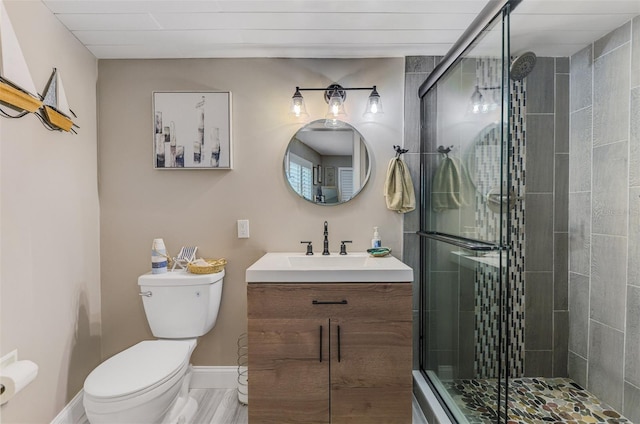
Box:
[84,340,191,399]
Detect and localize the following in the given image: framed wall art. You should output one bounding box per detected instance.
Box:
[324,166,336,186]
[313,165,322,185]
[153,91,232,169]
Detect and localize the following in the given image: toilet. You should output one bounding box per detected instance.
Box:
[83,269,224,424]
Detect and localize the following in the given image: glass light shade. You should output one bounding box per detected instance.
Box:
[325,90,347,119]
[324,117,346,128]
[290,88,308,118]
[363,86,383,116]
[470,85,484,114]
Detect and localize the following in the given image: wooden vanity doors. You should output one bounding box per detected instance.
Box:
[247,283,412,424]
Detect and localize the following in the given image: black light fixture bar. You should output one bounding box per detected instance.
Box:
[295,84,378,103]
[290,83,382,120]
[295,86,376,92]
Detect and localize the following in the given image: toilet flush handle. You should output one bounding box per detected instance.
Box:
[139,291,153,297]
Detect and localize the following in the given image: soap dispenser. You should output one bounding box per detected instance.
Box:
[371,227,382,248]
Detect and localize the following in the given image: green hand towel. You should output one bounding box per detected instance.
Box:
[432,156,467,212]
[384,157,416,213]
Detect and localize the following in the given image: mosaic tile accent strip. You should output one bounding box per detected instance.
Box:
[472,59,505,379]
[443,377,630,424]
[472,57,527,379]
[508,78,526,379]
[475,261,501,378]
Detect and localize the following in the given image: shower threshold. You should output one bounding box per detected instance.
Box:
[442,377,629,423]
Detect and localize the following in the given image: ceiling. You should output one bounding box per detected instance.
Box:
[41,0,640,59]
[297,126,356,156]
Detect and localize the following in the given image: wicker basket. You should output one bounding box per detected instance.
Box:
[187,258,227,274]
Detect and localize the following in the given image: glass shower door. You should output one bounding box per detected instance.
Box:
[418,7,512,423]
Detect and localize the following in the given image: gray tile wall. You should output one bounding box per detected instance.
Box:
[568,18,640,420]
[524,57,570,378]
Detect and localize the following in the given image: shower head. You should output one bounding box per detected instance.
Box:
[510,51,537,81]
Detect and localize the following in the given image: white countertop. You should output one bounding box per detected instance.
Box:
[245,252,414,283]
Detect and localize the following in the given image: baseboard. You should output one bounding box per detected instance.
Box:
[190,366,238,389]
[50,390,86,424]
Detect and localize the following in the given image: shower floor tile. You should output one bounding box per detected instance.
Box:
[443,377,629,423]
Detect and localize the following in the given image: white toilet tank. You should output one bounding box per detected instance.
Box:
[137,269,224,338]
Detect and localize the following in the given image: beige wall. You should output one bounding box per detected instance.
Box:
[98,58,405,365]
[0,1,101,423]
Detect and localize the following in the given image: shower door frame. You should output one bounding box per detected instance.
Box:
[416,1,520,422]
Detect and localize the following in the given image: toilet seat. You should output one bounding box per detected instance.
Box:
[84,340,194,401]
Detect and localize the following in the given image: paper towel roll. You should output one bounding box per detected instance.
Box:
[0,360,38,405]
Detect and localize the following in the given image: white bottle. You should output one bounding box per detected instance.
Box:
[152,238,168,274]
[371,227,382,248]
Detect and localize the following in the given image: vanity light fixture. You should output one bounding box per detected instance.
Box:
[363,85,383,116]
[290,83,383,125]
[469,85,500,114]
[289,87,308,118]
[325,85,347,119]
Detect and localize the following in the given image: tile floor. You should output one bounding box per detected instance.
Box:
[444,377,629,423]
[78,388,428,423]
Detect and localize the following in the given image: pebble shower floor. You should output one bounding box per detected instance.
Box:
[444,377,630,423]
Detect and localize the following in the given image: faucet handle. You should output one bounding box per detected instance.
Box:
[301,241,313,255]
[339,240,352,255]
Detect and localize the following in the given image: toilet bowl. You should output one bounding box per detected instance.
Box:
[83,339,196,424]
[83,269,224,424]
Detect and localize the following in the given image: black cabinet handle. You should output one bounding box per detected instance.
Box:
[312,300,348,305]
[337,325,342,362]
[319,325,323,362]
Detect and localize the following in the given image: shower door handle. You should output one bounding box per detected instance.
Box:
[417,231,500,252]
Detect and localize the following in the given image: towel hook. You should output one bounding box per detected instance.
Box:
[437,145,454,157]
[393,145,409,158]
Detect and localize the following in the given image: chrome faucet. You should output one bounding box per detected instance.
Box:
[323,221,330,255]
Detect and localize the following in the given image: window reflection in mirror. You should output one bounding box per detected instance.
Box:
[284,120,371,205]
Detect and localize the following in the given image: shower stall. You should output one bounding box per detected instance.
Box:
[416,4,513,422]
[413,1,634,423]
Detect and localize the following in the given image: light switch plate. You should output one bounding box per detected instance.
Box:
[237,219,250,238]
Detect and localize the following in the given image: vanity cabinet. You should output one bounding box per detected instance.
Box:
[247,282,412,424]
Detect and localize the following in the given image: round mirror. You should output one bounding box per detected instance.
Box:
[284,119,371,205]
[464,122,500,196]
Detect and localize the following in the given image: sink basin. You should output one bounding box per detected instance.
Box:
[288,255,368,268]
[246,252,413,283]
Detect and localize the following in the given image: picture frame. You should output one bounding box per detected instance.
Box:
[313,165,322,185]
[153,91,232,169]
[324,166,336,186]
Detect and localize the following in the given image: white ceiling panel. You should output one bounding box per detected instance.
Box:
[73,29,463,46]
[514,0,640,14]
[41,0,640,59]
[55,13,162,31]
[43,1,488,14]
[150,12,477,31]
[87,43,454,59]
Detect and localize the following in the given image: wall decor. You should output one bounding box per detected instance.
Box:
[313,165,322,185]
[153,91,232,169]
[324,166,336,186]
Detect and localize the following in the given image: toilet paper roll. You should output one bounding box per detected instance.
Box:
[0,360,38,405]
